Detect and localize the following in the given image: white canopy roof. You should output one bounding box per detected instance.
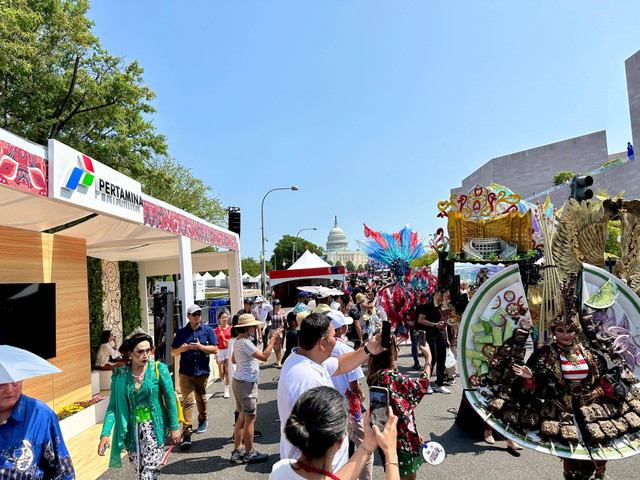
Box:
[213,271,227,279]
[202,272,214,280]
[289,250,331,270]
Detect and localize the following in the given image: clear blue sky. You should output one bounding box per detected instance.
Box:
[88,1,639,261]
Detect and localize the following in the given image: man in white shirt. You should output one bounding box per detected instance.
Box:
[277,312,383,470]
[326,311,372,480]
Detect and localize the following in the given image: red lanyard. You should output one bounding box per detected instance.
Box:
[295,461,341,480]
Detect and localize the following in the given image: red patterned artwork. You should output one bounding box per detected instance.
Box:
[0,139,48,196]
[143,200,239,250]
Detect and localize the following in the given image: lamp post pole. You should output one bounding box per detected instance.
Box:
[293,227,318,264]
[261,186,298,296]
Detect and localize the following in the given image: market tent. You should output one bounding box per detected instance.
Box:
[269,250,345,288]
[212,271,227,288]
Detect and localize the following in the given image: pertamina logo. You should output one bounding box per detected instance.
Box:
[63,154,95,191]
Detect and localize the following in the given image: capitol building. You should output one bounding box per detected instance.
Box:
[325,217,370,268]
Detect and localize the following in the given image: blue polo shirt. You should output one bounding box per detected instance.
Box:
[171,322,218,376]
[0,394,75,479]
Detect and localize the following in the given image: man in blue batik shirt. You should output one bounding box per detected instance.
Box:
[0,380,75,479]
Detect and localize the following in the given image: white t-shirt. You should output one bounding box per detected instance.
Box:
[330,339,363,396]
[269,459,305,480]
[95,342,120,367]
[232,337,259,382]
[227,337,236,378]
[277,351,348,470]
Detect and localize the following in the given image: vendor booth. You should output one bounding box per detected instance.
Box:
[269,250,345,304]
[0,127,243,478]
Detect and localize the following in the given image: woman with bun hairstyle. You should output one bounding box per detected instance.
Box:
[270,386,400,480]
[98,330,180,479]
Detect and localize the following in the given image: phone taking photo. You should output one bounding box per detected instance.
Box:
[369,386,390,430]
[381,320,391,349]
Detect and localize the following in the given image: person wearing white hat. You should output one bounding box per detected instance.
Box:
[326,310,372,480]
[170,304,218,449]
[311,287,334,314]
[0,346,75,479]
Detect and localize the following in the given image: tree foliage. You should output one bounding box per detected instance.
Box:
[141,156,226,225]
[410,251,439,268]
[270,235,324,270]
[553,171,574,186]
[242,257,262,277]
[0,0,167,177]
[346,260,356,272]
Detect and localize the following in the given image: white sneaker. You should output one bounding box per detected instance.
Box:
[426,385,433,394]
[223,387,230,399]
[432,385,451,394]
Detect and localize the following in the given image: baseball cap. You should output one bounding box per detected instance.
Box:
[298,291,310,298]
[273,299,281,305]
[326,310,353,329]
[187,304,202,315]
[253,295,266,303]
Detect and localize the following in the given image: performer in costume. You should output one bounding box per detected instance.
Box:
[513,279,628,480]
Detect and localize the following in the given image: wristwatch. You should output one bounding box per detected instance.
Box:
[363,345,373,356]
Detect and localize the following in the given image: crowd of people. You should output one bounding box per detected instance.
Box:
[2,273,618,479]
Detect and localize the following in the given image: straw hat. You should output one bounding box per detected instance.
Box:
[237,313,263,327]
[355,293,366,304]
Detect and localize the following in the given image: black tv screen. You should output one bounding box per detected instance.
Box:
[0,283,56,359]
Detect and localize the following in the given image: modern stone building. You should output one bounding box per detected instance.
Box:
[451,48,640,207]
[325,217,369,268]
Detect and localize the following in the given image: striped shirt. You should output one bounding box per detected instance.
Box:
[560,353,589,381]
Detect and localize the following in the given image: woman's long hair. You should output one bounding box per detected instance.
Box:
[366,334,398,386]
[285,386,347,459]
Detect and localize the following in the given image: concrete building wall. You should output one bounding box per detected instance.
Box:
[452,131,609,200]
[626,50,640,152]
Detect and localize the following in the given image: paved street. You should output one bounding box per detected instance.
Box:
[98,343,640,479]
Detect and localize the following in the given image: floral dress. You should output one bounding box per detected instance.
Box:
[370,369,430,455]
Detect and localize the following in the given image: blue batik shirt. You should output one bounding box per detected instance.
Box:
[0,394,75,479]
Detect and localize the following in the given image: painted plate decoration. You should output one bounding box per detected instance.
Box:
[504,290,515,302]
[505,303,520,316]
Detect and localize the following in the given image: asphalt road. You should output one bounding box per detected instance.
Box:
[97,343,640,479]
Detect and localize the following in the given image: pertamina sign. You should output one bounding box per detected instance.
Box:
[48,139,144,223]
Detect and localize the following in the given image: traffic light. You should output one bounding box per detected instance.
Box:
[569,174,593,202]
[228,207,241,236]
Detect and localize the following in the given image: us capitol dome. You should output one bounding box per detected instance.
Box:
[325,217,369,268]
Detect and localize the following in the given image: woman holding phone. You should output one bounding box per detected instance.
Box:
[270,386,400,480]
[367,336,432,480]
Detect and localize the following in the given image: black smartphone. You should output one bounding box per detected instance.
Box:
[369,386,390,430]
[381,320,391,349]
[418,330,427,347]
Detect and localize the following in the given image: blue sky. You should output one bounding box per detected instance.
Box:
[88,1,640,261]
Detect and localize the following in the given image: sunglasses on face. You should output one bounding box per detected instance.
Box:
[191,312,202,317]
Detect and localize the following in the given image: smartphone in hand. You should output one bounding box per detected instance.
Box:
[381,320,391,349]
[370,386,390,430]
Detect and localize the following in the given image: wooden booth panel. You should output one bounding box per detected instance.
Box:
[0,225,91,410]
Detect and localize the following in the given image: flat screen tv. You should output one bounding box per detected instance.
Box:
[0,283,56,359]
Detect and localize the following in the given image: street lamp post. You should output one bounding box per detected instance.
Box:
[261,186,298,296]
[292,227,318,264]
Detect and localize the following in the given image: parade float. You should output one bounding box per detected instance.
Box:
[441,185,640,461]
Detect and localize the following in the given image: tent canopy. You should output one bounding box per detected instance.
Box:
[289,250,331,270]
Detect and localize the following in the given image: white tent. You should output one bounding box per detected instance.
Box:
[194,272,203,280]
[289,250,331,269]
[213,271,228,288]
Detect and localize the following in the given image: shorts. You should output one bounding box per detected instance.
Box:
[232,378,258,415]
[397,449,423,477]
[217,348,229,361]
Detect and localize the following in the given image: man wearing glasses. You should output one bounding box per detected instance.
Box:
[171,304,218,449]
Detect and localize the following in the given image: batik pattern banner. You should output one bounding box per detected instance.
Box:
[102,260,123,345]
[143,199,239,250]
[0,139,48,196]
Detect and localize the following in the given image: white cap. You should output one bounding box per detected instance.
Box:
[253,295,266,303]
[187,304,202,315]
[326,310,353,329]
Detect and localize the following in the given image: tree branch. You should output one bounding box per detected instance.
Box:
[50,55,81,138]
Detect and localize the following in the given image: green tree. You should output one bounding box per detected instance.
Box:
[410,251,439,268]
[241,257,262,277]
[346,260,356,272]
[141,156,226,225]
[335,260,343,266]
[270,235,324,270]
[0,0,168,177]
[357,264,365,271]
[553,171,574,186]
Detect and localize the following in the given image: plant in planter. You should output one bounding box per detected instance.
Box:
[57,394,107,421]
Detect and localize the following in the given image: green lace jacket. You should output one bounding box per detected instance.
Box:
[100,361,179,467]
